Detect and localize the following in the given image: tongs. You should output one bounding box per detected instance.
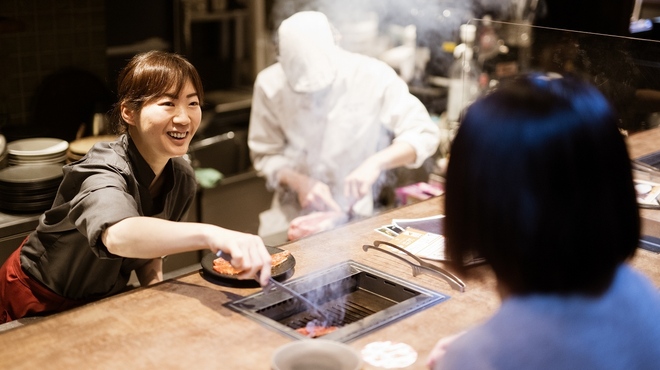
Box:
[362,240,466,292]
[632,159,660,174]
[216,251,329,322]
[261,274,329,322]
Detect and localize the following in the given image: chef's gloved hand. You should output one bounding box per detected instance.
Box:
[344,160,381,203]
[297,177,342,213]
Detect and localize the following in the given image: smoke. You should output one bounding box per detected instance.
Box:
[261,1,473,232]
[263,1,531,238]
[265,2,462,326]
[270,0,520,75]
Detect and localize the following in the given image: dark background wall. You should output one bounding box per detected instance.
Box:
[1,0,659,142]
[0,0,107,141]
[105,0,174,93]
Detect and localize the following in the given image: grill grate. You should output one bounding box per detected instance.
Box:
[280,296,381,330]
[228,260,450,342]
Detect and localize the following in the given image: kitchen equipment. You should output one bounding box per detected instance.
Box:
[200,246,295,287]
[262,274,329,323]
[362,240,466,292]
[228,260,449,343]
[271,339,362,370]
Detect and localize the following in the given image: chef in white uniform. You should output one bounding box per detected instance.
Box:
[248,11,440,241]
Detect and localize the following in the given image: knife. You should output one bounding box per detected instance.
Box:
[215,251,329,322]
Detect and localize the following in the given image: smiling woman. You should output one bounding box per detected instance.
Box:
[112,51,205,167]
[0,51,273,324]
[122,79,201,172]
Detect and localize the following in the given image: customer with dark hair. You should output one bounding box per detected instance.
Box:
[427,72,660,369]
[0,51,272,324]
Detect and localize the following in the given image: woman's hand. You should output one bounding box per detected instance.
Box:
[209,229,272,286]
[426,331,465,369]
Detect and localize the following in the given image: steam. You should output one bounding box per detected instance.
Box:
[270,0,523,55]
[267,2,518,314]
[301,266,353,327]
[266,1,488,235]
[272,0,475,55]
[268,1,475,214]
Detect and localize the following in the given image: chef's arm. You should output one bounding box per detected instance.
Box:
[381,74,441,169]
[102,217,272,285]
[135,257,163,286]
[366,141,417,170]
[248,79,295,189]
[344,141,416,201]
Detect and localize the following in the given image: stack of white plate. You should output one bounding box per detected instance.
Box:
[7,137,68,166]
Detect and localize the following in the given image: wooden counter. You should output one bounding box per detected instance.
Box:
[0,196,659,369]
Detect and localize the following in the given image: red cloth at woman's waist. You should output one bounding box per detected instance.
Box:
[0,237,86,324]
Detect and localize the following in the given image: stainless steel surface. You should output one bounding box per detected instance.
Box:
[639,234,660,253]
[362,240,466,292]
[228,260,449,343]
[633,168,660,185]
[633,159,660,174]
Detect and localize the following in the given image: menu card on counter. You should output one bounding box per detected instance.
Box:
[375,215,485,265]
[375,215,448,261]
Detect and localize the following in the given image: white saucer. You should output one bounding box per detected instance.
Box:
[7,137,69,157]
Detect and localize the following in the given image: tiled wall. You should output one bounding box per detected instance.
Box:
[0,0,107,133]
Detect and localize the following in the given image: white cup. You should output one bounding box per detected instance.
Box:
[271,339,362,370]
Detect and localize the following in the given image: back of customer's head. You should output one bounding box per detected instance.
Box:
[444,72,639,296]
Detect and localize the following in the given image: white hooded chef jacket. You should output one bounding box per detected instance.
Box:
[248,11,440,238]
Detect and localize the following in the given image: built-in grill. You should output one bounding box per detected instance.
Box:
[227,260,449,343]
